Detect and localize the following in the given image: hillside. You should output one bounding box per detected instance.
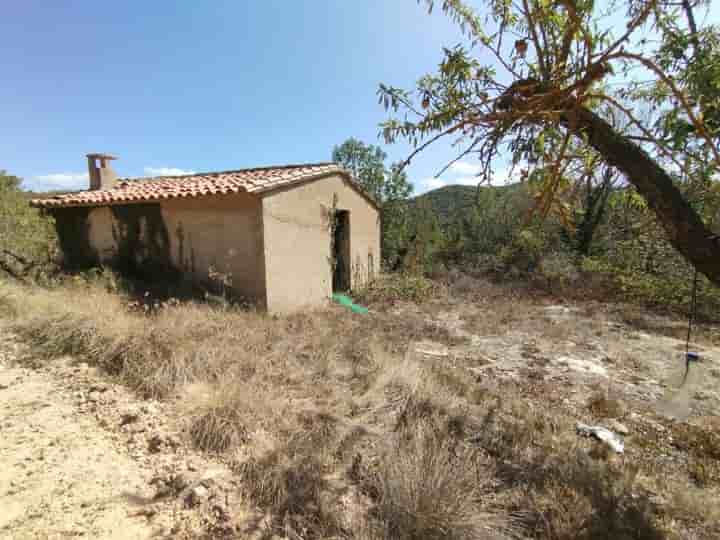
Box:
[411,183,523,226]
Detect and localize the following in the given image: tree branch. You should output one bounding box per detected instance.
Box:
[607,51,720,166]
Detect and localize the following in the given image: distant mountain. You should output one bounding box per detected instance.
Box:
[410,183,522,226]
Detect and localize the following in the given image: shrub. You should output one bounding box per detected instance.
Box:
[354,273,442,306]
[538,252,580,292]
[235,411,342,538]
[500,229,547,272]
[366,421,495,540]
[0,171,58,281]
[587,391,625,419]
[189,403,247,453]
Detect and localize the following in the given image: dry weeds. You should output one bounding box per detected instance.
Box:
[1,274,719,540]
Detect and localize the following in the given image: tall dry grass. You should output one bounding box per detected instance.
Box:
[1,275,718,539]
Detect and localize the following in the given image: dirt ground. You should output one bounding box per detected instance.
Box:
[418,298,720,420]
[0,334,240,540]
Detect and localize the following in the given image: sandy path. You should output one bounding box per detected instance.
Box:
[0,361,157,540]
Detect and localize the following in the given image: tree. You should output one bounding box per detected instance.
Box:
[0,171,57,280]
[569,162,618,256]
[378,0,720,286]
[404,198,444,274]
[332,139,414,268]
[332,138,389,202]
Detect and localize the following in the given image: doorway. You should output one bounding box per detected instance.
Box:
[332,210,350,292]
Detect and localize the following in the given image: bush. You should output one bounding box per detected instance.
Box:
[538,253,580,292]
[581,256,720,320]
[354,273,443,306]
[366,421,495,540]
[0,171,58,280]
[235,411,342,538]
[189,402,247,453]
[500,229,547,272]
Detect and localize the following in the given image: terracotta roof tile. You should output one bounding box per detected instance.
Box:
[30,162,371,208]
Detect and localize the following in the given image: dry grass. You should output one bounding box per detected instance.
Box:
[0,280,276,398]
[587,390,626,419]
[365,421,499,540]
[234,410,344,538]
[189,402,248,453]
[2,274,720,539]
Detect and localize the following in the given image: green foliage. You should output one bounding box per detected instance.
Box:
[378,0,720,285]
[499,228,547,271]
[572,166,617,256]
[538,252,579,291]
[409,185,477,227]
[332,138,414,270]
[0,170,57,279]
[403,198,444,275]
[332,138,388,201]
[576,177,720,318]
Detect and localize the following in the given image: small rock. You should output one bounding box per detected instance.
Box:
[170,473,190,493]
[199,468,225,482]
[120,407,140,426]
[576,422,625,454]
[141,402,159,415]
[212,500,231,521]
[128,422,146,434]
[148,434,164,453]
[608,420,630,435]
[151,473,189,499]
[186,485,210,507]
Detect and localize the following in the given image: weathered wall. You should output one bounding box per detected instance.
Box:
[261,174,380,313]
[55,193,266,305]
[160,194,266,305]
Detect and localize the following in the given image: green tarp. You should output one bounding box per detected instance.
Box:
[331,293,369,314]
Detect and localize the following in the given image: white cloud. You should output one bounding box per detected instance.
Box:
[143,166,195,177]
[418,175,478,192]
[448,161,483,175]
[30,172,89,191]
[490,166,524,186]
[414,161,525,194]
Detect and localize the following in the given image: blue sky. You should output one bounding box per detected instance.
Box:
[5,2,714,194]
[2,1,500,193]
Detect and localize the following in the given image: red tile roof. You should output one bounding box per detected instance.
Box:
[30,162,378,209]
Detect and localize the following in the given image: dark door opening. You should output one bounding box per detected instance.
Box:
[332,210,350,292]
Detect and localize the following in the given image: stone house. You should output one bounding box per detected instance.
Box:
[31,154,381,312]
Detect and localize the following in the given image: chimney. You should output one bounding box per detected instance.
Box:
[86,153,118,190]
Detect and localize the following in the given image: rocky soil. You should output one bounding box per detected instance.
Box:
[0,334,240,540]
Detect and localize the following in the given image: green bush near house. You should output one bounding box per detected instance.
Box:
[0,171,58,280]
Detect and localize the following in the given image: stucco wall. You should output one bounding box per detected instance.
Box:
[261,174,380,313]
[77,193,266,305]
[161,194,266,304]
